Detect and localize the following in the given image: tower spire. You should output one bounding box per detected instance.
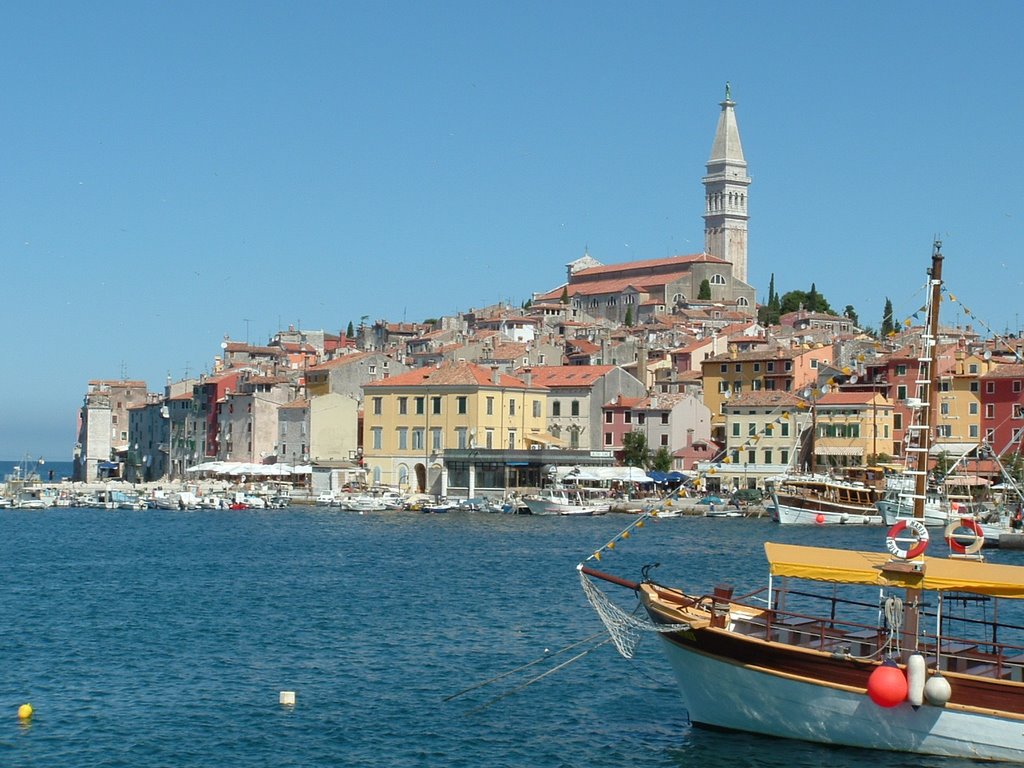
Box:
[703,83,751,284]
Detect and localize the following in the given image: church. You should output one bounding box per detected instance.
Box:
[536,85,756,323]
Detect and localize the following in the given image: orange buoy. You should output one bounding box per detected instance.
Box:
[867,660,907,707]
[815,513,825,524]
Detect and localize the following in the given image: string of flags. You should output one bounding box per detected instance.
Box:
[587,511,654,563]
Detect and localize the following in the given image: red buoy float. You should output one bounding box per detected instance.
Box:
[815,513,825,525]
[867,660,908,707]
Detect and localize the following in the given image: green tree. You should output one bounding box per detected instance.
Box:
[560,286,569,304]
[881,297,895,336]
[346,321,354,338]
[698,279,712,300]
[843,304,859,326]
[623,306,634,327]
[622,430,650,468]
[651,446,673,472]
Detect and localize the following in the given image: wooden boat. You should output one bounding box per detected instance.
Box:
[767,473,883,524]
[578,243,1024,760]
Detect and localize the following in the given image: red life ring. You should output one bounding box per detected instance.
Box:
[944,517,985,555]
[886,519,930,559]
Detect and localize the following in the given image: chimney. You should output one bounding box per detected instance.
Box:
[491,365,500,385]
[523,367,532,388]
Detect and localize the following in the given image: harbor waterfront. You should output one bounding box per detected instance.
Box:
[5,507,1023,767]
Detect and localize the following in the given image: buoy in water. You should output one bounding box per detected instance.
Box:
[924,672,952,706]
[17,703,33,720]
[815,513,825,525]
[279,691,296,706]
[867,660,907,707]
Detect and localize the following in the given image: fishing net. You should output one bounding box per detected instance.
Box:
[579,569,688,659]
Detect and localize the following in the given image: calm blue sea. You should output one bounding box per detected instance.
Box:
[2,509,1020,768]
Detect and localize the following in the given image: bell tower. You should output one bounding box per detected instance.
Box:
[703,83,751,283]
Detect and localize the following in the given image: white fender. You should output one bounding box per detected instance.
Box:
[924,671,952,706]
[906,652,926,707]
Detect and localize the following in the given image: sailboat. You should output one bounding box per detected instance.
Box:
[579,242,1024,761]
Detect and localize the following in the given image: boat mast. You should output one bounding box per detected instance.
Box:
[912,241,944,521]
[901,241,944,658]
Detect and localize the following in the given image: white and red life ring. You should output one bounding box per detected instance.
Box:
[886,519,930,559]
[944,517,985,555]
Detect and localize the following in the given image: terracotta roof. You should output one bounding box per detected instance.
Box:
[280,398,310,409]
[724,391,803,409]
[526,365,617,388]
[572,253,727,278]
[604,396,646,409]
[363,361,536,389]
[981,363,1024,379]
[817,391,887,406]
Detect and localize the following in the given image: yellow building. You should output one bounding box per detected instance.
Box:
[812,391,894,468]
[362,361,549,493]
[701,344,834,440]
[934,351,985,453]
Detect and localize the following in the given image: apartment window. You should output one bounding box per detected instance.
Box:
[986,382,995,394]
[748,423,756,436]
[735,364,742,373]
[970,424,979,438]
[509,400,516,416]
[732,422,740,437]
[896,365,907,376]
[784,361,792,372]
[415,397,425,415]
[763,449,773,464]
[431,428,442,451]
[985,428,995,443]
[457,396,467,415]
[970,381,979,393]
[780,449,789,465]
[605,412,613,424]
[894,413,903,430]
[753,363,761,372]
[397,428,408,450]
[781,422,790,437]
[368,365,376,375]
[969,363,979,374]
[553,401,561,417]
[938,425,952,438]
[747,450,756,464]
[767,361,775,372]
[372,397,382,415]
[661,434,669,446]
[571,401,580,416]
[431,396,441,415]
[508,431,516,449]
[661,413,668,425]
[720,364,728,373]
[605,432,613,445]
[940,402,950,416]
[456,427,468,449]
[1016,381,1023,393]
[624,412,632,424]
[412,429,424,450]
[371,427,382,450]
[637,413,645,424]
[486,397,494,416]
[1014,404,1024,419]
[532,400,541,418]
[986,403,995,419]
[969,402,979,415]
[398,397,408,415]
[896,385,907,401]
[485,430,494,449]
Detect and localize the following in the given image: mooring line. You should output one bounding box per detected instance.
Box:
[463,637,614,715]
[443,629,608,702]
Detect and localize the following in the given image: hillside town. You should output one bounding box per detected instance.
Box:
[70,89,1024,502]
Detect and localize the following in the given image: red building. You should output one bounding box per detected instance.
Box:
[980,364,1024,456]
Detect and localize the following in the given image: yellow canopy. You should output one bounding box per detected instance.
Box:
[765,542,1024,599]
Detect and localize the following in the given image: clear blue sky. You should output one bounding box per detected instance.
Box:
[2,1,1022,460]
